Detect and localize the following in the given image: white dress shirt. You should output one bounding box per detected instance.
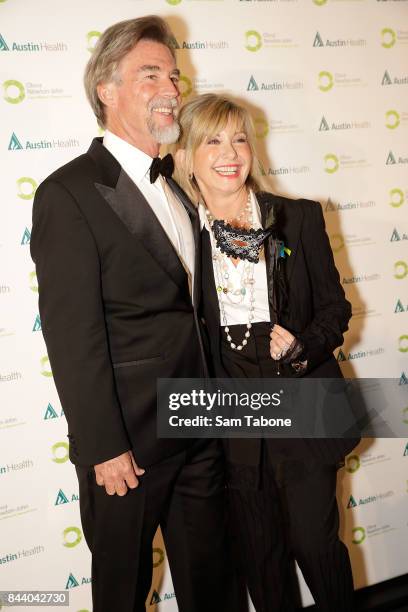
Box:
[103,130,195,296]
[199,191,271,325]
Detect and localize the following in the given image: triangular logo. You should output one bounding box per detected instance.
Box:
[55,489,69,505]
[150,590,161,604]
[382,70,392,86]
[21,227,31,245]
[0,33,9,51]
[404,443,408,456]
[247,75,259,91]
[337,349,347,362]
[44,403,58,420]
[394,299,405,313]
[325,197,336,212]
[258,160,266,176]
[8,132,23,150]
[399,372,408,385]
[66,573,79,589]
[32,314,41,332]
[391,228,401,242]
[319,116,330,131]
[347,495,357,508]
[386,151,396,165]
[313,32,324,47]
[170,35,180,49]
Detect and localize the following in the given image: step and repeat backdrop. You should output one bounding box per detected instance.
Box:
[1,0,407,610]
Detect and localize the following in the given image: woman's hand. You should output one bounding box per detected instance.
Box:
[270,324,295,360]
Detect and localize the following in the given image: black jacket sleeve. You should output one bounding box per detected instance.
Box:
[31,179,131,466]
[297,200,351,372]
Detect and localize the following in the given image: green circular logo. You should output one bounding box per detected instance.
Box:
[385,110,400,129]
[346,454,360,473]
[153,547,165,568]
[399,335,408,353]
[63,526,82,548]
[166,0,182,4]
[390,188,404,207]
[394,260,408,280]
[318,71,334,92]
[329,233,344,252]
[3,80,25,104]
[86,31,101,53]
[40,355,53,378]
[324,153,339,174]
[29,271,38,293]
[381,28,396,49]
[52,442,70,464]
[254,118,269,138]
[352,526,366,544]
[402,407,408,424]
[179,75,192,99]
[245,30,262,52]
[17,177,37,200]
[313,0,327,5]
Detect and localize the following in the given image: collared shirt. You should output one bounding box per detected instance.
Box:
[103,130,195,296]
[199,191,270,326]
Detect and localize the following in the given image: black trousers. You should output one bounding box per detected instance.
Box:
[76,439,238,612]
[221,322,355,612]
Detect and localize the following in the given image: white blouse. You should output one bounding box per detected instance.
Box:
[199,191,271,326]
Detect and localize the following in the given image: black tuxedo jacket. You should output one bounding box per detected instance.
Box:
[31,138,206,467]
[201,192,360,466]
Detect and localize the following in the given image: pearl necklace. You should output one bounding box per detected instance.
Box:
[207,191,256,351]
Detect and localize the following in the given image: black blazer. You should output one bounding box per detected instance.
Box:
[31,138,205,468]
[201,192,360,466]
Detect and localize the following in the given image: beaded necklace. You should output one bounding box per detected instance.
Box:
[207,191,257,351]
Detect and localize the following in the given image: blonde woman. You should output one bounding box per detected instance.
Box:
[174,93,358,612]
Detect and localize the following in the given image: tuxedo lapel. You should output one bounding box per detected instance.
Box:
[166,177,202,310]
[89,138,188,293]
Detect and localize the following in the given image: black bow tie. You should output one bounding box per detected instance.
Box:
[149,154,174,183]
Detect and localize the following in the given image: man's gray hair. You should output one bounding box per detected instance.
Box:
[84,15,176,128]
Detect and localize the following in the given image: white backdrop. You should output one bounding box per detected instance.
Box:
[1,0,407,610]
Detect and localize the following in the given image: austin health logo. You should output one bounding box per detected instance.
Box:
[0,33,9,51]
[32,314,41,332]
[3,80,25,104]
[404,443,408,456]
[66,573,79,589]
[21,227,31,245]
[390,228,408,242]
[8,132,23,150]
[382,70,392,86]
[44,403,62,419]
[247,75,259,91]
[313,32,324,47]
[347,495,357,509]
[319,116,330,131]
[150,591,161,604]
[55,489,69,505]
[400,372,408,385]
[394,300,406,313]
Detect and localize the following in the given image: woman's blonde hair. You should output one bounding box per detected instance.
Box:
[173,93,267,204]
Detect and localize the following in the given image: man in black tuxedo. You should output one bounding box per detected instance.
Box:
[31,16,236,612]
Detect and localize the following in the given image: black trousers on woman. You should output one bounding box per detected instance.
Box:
[220,322,355,612]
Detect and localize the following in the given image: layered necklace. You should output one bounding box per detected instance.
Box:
[207,191,256,351]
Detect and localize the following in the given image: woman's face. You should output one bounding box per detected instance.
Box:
[192,120,252,200]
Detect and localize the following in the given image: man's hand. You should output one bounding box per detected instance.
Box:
[94,451,145,496]
[270,324,295,360]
